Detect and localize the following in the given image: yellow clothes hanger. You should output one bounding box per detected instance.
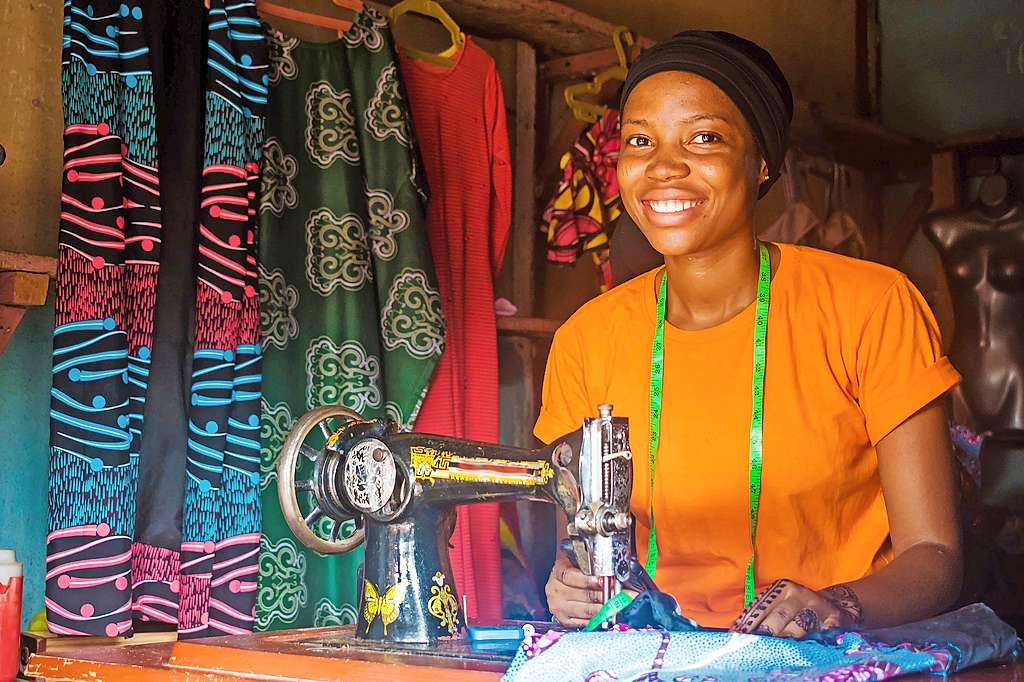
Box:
[387,0,466,67]
[564,26,635,123]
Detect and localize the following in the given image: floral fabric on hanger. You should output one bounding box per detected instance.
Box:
[541,109,623,291]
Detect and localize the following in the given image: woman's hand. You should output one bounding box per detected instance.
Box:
[730,579,863,638]
[545,552,605,628]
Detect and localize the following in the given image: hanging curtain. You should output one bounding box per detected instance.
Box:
[256,10,443,631]
[47,0,266,638]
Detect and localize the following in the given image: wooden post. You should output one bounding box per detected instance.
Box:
[510,41,538,318]
[931,150,961,211]
[855,0,881,119]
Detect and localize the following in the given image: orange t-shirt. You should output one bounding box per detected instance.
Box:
[534,243,960,628]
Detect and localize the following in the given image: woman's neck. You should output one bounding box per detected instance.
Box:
[660,233,763,331]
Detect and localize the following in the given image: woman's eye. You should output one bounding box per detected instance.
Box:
[626,135,652,147]
[692,132,722,145]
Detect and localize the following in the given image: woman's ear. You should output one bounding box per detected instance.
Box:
[758,158,769,184]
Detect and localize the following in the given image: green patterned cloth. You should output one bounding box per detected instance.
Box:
[256,9,443,631]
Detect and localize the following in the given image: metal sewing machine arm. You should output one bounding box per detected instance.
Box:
[276,404,633,644]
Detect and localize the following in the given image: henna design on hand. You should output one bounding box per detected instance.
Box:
[823,584,864,626]
[793,608,820,632]
[731,579,791,633]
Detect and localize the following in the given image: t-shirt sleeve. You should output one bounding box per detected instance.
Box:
[534,325,590,444]
[856,274,961,445]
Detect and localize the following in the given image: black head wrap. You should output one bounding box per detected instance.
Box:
[620,31,793,198]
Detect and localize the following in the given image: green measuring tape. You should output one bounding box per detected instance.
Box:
[586,243,772,631]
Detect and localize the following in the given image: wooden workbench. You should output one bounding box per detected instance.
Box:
[24,625,1024,682]
[25,626,507,681]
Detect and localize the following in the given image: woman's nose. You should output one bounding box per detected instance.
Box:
[648,149,691,181]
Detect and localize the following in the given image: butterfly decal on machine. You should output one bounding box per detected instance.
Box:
[362,579,407,635]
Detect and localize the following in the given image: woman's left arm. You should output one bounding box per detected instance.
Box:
[732,398,963,637]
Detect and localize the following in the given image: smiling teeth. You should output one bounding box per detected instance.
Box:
[648,199,700,213]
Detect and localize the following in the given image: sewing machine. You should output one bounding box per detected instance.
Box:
[275,403,634,644]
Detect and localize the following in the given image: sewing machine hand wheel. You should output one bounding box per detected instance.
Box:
[277,405,365,555]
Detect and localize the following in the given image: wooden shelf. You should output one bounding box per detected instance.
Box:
[937,128,1024,154]
[790,101,933,171]
[373,0,645,57]
[0,249,56,277]
[496,316,563,337]
[0,250,55,356]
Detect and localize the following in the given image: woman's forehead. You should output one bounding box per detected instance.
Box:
[622,71,741,123]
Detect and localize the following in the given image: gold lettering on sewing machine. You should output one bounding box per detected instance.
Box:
[410,446,554,486]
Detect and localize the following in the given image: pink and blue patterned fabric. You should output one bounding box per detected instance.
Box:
[502,604,1019,682]
[47,0,266,639]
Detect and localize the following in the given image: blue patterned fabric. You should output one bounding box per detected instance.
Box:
[503,605,1020,682]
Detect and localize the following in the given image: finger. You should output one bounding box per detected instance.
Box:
[555,616,591,629]
[779,607,820,639]
[555,587,606,605]
[819,607,845,631]
[554,599,602,623]
[557,563,602,591]
[731,580,789,633]
[756,600,797,639]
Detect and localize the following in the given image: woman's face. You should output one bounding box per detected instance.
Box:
[617,71,766,257]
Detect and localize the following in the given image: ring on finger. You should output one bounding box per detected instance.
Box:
[793,608,820,632]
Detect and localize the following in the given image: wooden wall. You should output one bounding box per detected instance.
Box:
[557,0,860,116]
[0,0,65,257]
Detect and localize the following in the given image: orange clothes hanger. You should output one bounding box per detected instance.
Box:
[256,0,363,37]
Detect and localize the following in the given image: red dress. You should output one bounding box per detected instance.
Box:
[400,38,512,624]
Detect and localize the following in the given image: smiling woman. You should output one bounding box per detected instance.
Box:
[538,31,964,638]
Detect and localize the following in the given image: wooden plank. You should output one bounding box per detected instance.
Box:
[168,640,502,681]
[791,101,932,171]
[496,316,562,336]
[0,250,57,278]
[27,643,236,682]
[372,0,652,57]
[510,41,538,317]
[0,271,49,306]
[931,150,961,211]
[540,47,623,81]
[538,39,648,81]
[938,128,1024,152]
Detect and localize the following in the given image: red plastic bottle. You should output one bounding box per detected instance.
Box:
[0,549,22,682]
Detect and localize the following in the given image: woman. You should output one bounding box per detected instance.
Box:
[539,31,962,638]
